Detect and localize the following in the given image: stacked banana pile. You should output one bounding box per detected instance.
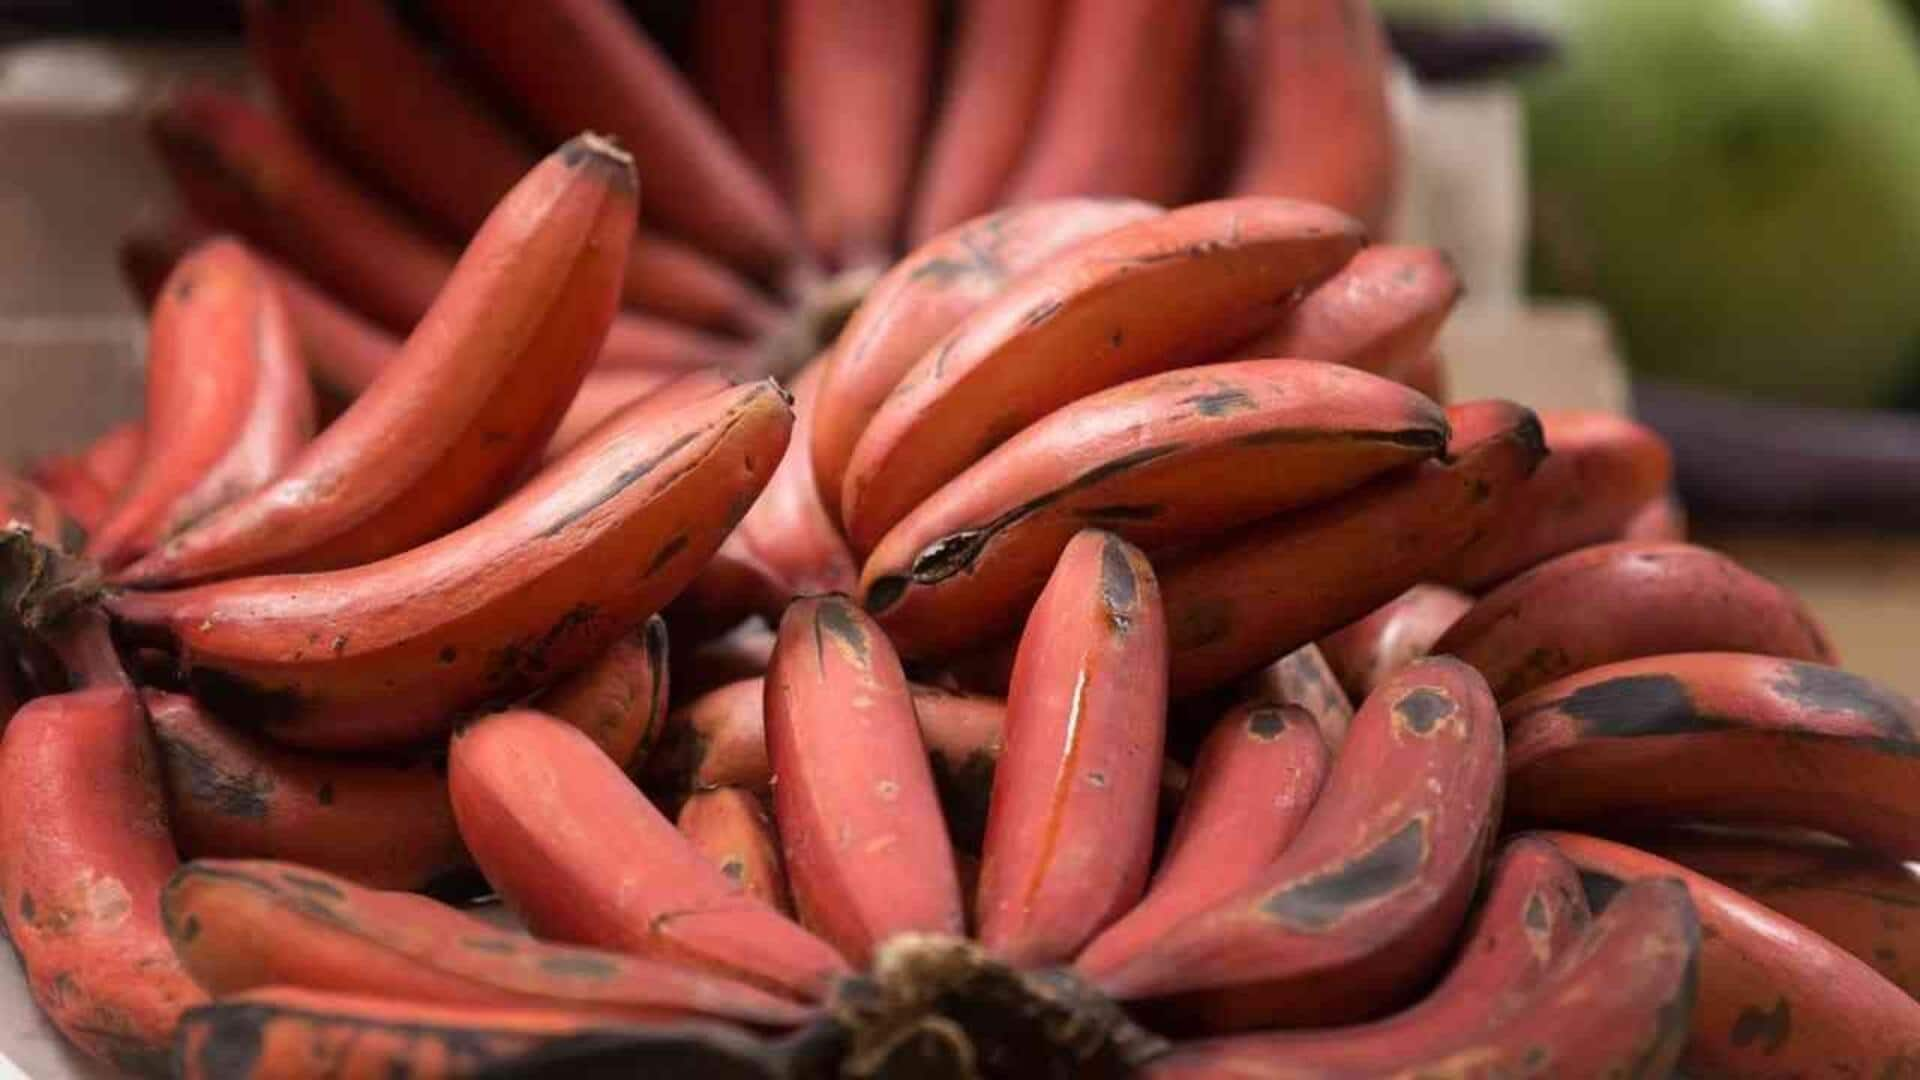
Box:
[2,1,1918,1078]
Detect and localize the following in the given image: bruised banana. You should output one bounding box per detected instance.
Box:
[678,787,793,917]
[161,859,810,1028]
[1158,398,1545,697]
[0,688,205,1075]
[976,531,1168,967]
[1146,836,1590,1076]
[1548,831,1920,1075]
[448,709,849,1002]
[120,134,633,586]
[1227,245,1459,379]
[107,380,791,749]
[811,196,1162,527]
[146,690,465,892]
[88,238,314,570]
[1317,584,1473,703]
[765,595,964,966]
[840,197,1366,553]
[860,357,1448,657]
[1437,540,1837,701]
[1505,653,1920,860]
[1077,657,1503,1034]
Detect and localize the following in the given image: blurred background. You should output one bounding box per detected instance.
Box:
[2,0,1917,697]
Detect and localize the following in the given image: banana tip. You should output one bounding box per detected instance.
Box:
[560,133,637,191]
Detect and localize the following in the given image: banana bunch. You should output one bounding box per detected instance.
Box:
[1,2,1918,1077]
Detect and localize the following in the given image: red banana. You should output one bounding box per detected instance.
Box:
[25,422,143,538]
[1317,584,1473,703]
[678,787,793,917]
[535,614,670,772]
[1228,246,1459,377]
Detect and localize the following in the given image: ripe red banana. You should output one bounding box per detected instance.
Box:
[976,531,1167,967]
[447,709,849,1001]
[120,134,634,586]
[1548,831,1920,1075]
[161,859,811,1027]
[1438,540,1837,701]
[1318,584,1473,702]
[725,359,859,604]
[1001,0,1214,205]
[244,0,776,335]
[765,595,964,965]
[1227,245,1460,378]
[1078,657,1503,1034]
[1646,829,1920,998]
[860,358,1448,657]
[25,422,142,538]
[1081,702,1329,976]
[422,0,798,276]
[1446,409,1675,589]
[535,614,670,772]
[0,688,205,1074]
[678,787,792,917]
[1146,836,1593,1076]
[1159,398,1546,697]
[544,368,730,464]
[783,0,934,268]
[1506,653,1920,859]
[908,0,1067,242]
[107,381,791,749]
[691,0,786,196]
[811,196,1162,527]
[146,690,464,892]
[1232,0,1399,234]
[842,198,1367,552]
[88,238,314,570]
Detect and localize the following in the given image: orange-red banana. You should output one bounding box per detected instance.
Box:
[975,531,1167,967]
[1159,398,1545,697]
[908,0,1067,242]
[1446,408,1675,589]
[1145,836,1593,1077]
[448,709,849,1001]
[1318,584,1473,703]
[1001,0,1214,205]
[1549,831,1920,1075]
[0,688,205,1074]
[244,0,774,334]
[146,690,464,892]
[765,595,963,965]
[25,423,142,539]
[678,787,792,917]
[1439,540,1837,701]
[782,0,934,268]
[173,987,664,1080]
[534,614,669,772]
[692,0,786,196]
[861,358,1448,657]
[1506,653,1920,859]
[812,196,1161,526]
[149,87,456,332]
[161,859,811,1027]
[1078,657,1503,1034]
[1646,830,1920,998]
[117,218,402,397]
[1232,0,1399,233]
[544,368,730,464]
[1227,245,1460,377]
[89,239,314,570]
[727,360,859,603]
[423,0,798,276]
[108,381,790,749]
[120,135,634,586]
[842,199,1367,552]
[1082,703,1329,976]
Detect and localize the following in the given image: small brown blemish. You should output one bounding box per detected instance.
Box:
[462,936,516,954]
[315,781,335,807]
[278,871,346,901]
[646,533,689,575]
[1180,388,1256,417]
[540,952,619,979]
[1394,688,1456,736]
[865,575,908,614]
[1245,705,1293,740]
[720,859,745,882]
[1729,997,1791,1054]
[438,645,458,664]
[1098,537,1139,618]
[1020,298,1064,329]
[330,635,348,656]
[815,599,870,666]
[177,913,201,942]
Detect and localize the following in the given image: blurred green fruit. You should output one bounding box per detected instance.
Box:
[1380,0,1920,406]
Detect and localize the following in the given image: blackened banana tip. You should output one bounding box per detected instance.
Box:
[559,133,637,193]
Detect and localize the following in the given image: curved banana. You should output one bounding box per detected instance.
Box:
[535,614,670,772]
[109,381,790,749]
[726,360,858,606]
[545,368,728,464]
[1317,584,1473,702]
[1228,246,1459,378]
[842,198,1367,552]
[860,358,1447,657]
[976,531,1168,967]
[678,787,792,917]
[1506,653,1920,859]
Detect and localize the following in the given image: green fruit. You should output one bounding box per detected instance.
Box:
[1384,0,1920,406]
